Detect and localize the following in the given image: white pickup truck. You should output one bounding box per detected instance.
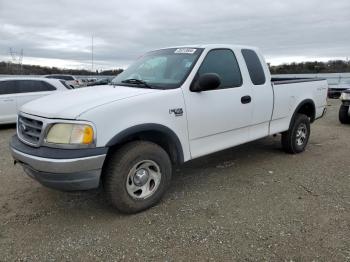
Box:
[10,45,328,213]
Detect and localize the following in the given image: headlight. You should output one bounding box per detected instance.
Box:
[45,123,95,145]
[340,92,350,101]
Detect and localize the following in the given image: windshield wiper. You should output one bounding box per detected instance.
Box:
[121,79,153,89]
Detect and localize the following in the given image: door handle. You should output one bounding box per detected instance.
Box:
[3,99,14,102]
[241,95,251,104]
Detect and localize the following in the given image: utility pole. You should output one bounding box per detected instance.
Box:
[20,49,23,73]
[8,48,23,74]
[91,35,94,73]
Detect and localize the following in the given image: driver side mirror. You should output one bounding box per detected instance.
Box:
[190,73,221,92]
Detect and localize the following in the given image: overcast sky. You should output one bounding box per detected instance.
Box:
[0,0,349,70]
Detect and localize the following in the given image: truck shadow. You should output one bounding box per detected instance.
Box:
[38,136,285,216]
[0,124,16,130]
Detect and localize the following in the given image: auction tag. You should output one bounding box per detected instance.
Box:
[174,48,197,54]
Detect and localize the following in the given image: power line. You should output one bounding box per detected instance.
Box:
[8,48,23,73]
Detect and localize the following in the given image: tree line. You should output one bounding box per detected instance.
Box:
[0,61,124,76]
[269,60,350,74]
[1,60,350,76]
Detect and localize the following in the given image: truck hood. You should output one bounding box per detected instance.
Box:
[20,85,159,119]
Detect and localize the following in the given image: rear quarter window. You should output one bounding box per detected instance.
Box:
[241,49,266,85]
[40,81,57,91]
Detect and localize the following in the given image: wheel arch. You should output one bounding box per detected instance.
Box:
[290,99,316,128]
[106,124,184,164]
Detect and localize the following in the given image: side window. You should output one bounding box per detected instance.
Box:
[17,80,41,93]
[40,81,56,91]
[241,49,266,85]
[61,76,74,81]
[17,80,55,93]
[0,81,19,95]
[59,80,73,89]
[198,49,242,89]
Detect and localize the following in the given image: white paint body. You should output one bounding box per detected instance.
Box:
[0,78,70,124]
[20,45,328,162]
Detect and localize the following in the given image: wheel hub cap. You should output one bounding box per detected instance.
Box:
[126,160,162,200]
[296,123,307,146]
[133,169,149,186]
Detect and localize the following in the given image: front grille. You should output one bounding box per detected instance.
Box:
[18,115,43,146]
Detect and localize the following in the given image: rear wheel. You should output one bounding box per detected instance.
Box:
[339,105,350,124]
[282,114,310,154]
[103,141,172,214]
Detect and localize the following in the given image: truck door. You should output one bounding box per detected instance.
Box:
[241,49,274,140]
[0,80,18,124]
[183,48,253,159]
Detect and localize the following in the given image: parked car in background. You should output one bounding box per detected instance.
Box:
[10,44,328,213]
[328,78,350,99]
[78,78,89,87]
[87,78,111,86]
[43,74,80,88]
[339,89,350,124]
[0,77,71,124]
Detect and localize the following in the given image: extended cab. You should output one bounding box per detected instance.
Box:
[10,45,328,213]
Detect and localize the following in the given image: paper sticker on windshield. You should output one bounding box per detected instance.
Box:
[174,48,197,54]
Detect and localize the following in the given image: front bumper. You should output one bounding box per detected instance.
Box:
[10,135,107,191]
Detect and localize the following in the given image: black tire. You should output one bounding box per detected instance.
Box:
[328,93,340,99]
[282,114,311,154]
[339,105,350,124]
[103,141,172,214]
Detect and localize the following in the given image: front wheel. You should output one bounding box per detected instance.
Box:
[282,114,311,154]
[103,141,172,214]
[339,105,350,124]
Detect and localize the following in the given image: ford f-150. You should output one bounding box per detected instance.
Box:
[10,44,328,213]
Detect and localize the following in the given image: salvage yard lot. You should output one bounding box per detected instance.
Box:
[0,99,349,261]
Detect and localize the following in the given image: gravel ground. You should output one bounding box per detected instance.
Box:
[0,99,349,261]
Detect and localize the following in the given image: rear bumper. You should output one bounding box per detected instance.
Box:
[328,88,348,97]
[10,135,107,191]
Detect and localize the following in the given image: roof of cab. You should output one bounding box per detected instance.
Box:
[157,44,259,51]
[0,77,64,84]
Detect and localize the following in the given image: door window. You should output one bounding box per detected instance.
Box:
[197,49,243,89]
[17,80,56,93]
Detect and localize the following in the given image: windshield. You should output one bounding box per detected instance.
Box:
[112,48,203,89]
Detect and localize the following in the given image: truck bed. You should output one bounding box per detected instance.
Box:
[271,77,326,85]
[269,77,328,135]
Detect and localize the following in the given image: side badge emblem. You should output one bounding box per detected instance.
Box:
[169,108,183,117]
